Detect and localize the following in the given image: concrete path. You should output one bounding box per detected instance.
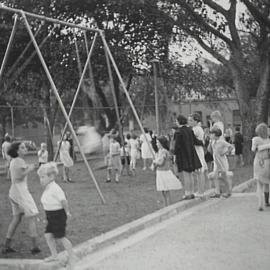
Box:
[74,193,270,270]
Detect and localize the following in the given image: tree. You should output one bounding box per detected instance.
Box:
[0,0,174,158]
[160,0,270,163]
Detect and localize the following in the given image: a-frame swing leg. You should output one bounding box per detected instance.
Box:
[100,32,155,159]
[21,12,106,204]
[103,46,129,170]
[53,33,98,161]
[0,14,18,84]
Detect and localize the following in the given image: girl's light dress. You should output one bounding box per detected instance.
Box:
[9,157,39,217]
[140,133,153,159]
[252,137,270,184]
[59,141,74,168]
[193,125,208,172]
[155,149,183,191]
[108,141,121,170]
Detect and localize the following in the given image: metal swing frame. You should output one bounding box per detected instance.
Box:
[0,4,156,204]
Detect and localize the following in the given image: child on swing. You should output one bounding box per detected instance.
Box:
[37,162,77,269]
[152,136,182,206]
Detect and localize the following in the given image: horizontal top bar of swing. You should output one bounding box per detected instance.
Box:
[0,4,102,33]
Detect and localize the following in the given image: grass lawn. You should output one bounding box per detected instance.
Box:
[0,155,253,259]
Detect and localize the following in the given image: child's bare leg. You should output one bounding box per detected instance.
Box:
[115,169,120,182]
[198,171,205,195]
[257,180,264,210]
[106,168,111,182]
[44,233,58,260]
[183,171,194,196]
[263,184,269,206]
[63,166,67,181]
[60,237,76,269]
[162,191,171,206]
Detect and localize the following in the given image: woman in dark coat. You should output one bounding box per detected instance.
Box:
[174,115,202,199]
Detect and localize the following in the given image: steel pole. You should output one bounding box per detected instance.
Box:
[53,33,98,161]
[0,14,18,83]
[0,4,100,33]
[100,32,155,158]
[21,12,105,204]
[152,60,160,135]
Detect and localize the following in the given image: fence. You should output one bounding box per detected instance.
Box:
[0,104,175,148]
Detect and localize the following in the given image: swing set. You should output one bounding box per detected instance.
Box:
[0,4,156,204]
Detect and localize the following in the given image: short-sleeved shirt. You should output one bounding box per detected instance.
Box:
[41,181,66,211]
[109,141,120,156]
[38,150,48,163]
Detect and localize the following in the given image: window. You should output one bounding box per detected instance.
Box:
[233,110,241,126]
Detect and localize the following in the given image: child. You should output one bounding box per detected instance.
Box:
[233,126,244,167]
[208,127,234,198]
[153,136,182,206]
[120,142,130,176]
[251,123,270,211]
[37,143,48,167]
[58,134,74,182]
[106,135,121,183]
[37,162,77,268]
[129,134,139,176]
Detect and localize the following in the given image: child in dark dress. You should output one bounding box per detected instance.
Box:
[173,115,202,200]
[233,126,244,167]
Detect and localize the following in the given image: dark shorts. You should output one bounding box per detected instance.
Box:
[121,156,130,165]
[45,209,67,238]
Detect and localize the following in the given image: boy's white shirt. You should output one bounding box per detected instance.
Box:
[41,181,66,211]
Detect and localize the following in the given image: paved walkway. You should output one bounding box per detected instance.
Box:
[74,193,270,270]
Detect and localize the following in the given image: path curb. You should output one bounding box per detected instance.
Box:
[0,177,252,270]
[0,192,215,270]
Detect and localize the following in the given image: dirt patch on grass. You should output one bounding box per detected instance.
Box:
[0,155,252,259]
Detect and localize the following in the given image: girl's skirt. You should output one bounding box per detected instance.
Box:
[156,170,183,191]
[45,209,67,238]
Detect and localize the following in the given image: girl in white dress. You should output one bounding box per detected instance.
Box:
[139,128,154,170]
[210,110,224,137]
[251,123,270,211]
[188,114,208,197]
[58,134,74,182]
[208,128,234,198]
[129,134,140,175]
[2,142,40,254]
[153,136,182,206]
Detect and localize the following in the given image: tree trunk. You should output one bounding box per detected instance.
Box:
[255,46,270,123]
[229,62,255,164]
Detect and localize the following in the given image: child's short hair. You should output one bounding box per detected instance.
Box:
[210,127,222,137]
[211,110,222,121]
[235,126,240,132]
[37,162,59,176]
[255,123,268,139]
[126,133,131,140]
[157,135,170,151]
[41,142,47,148]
